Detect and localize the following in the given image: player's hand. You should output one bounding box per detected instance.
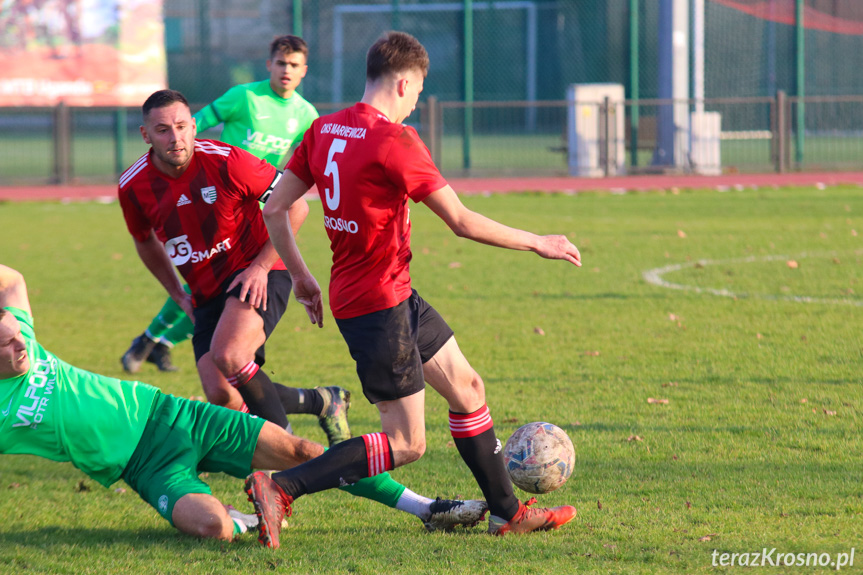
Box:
[228,264,270,310]
[176,292,195,323]
[293,274,323,328]
[535,235,582,267]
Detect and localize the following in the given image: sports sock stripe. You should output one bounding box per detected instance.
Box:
[449,404,494,438]
[362,433,393,477]
[227,361,259,388]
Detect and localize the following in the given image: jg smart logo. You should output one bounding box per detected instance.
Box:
[165,235,192,266]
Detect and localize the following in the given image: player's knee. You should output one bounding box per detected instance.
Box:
[388,433,426,466]
[403,437,426,464]
[210,347,244,376]
[176,511,231,540]
[197,515,232,540]
[466,369,485,395]
[450,369,485,408]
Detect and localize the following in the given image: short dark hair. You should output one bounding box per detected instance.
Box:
[366,31,429,82]
[270,35,308,60]
[142,89,190,119]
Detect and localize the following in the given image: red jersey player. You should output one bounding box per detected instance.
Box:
[119,91,492,539]
[118,89,347,439]
[252,32,581,548]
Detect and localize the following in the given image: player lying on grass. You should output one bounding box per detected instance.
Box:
[0,264,487,540]
[254,31,580,548]
[121,35,318,376]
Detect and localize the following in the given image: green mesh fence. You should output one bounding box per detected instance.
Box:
[5,0,863,183]
[165,0,643,105]
[161,0,863,105]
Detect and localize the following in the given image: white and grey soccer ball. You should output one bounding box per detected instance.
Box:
[503,422,574,494]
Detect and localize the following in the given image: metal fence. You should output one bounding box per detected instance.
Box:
[162,1,863,104]
[3,93,862,185]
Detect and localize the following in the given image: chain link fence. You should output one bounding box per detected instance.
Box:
[4,0,863,183]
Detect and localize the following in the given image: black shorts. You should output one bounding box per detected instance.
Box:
[335,289,454,404]
[191,269,292,366]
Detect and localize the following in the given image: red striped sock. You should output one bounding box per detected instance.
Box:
[227,360,259,388]
[449,404,519,520]
[449,404,494,438]
[361,432,394,477]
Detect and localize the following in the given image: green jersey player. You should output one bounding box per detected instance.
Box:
[122,35,317,375]
[0,264,487,539]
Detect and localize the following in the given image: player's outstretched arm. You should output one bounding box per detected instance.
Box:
[262,169,323,326]
[0,264,31,314]
[422,186,582,267]
[133,230,195,319]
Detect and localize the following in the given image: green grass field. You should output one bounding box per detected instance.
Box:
[0,187,861,574]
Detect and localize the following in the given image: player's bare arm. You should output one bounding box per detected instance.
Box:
[133,231,195,319]
[0,264,31,313]
[262,169,323,327]
[287,195,310,235]
[422,186,582,267]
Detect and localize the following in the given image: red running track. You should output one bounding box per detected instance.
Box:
[2,172,863,201]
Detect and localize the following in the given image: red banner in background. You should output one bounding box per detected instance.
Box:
[0,0,167,106]
[713,0,863,35]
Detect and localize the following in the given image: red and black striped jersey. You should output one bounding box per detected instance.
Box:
[118,139,285,306]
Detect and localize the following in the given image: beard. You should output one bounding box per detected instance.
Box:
[156,146,191,168]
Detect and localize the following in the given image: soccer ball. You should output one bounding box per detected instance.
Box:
[503,422,574,494]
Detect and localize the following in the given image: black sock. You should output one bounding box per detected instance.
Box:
[450,406,520,521]
[275,384,324,415]
[234,367,289,428]
[272,433,392,499]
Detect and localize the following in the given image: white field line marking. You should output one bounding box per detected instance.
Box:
[642,253,863,307]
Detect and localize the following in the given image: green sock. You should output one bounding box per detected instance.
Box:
[160,314,194,346]
[339,471,406,509]
[146,294,188,340]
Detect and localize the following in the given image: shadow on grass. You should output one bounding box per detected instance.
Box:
[0,520,422,552]
[0,526,183,548]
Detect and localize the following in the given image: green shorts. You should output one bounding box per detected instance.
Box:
[121,392,266,525]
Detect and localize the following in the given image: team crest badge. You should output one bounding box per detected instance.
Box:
[201,186,217,204]
[158,495,169,514]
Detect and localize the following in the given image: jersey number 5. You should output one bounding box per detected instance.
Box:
[324,138,347,210]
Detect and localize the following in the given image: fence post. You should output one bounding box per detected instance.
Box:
[426,96,440,167]
[601,96,611,177]
[775,90,786,173]
[114,108,127,178]
[53,102,72,184]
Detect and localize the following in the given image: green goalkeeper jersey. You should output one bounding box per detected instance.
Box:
[194,80,319,167]
[0,307,159,488]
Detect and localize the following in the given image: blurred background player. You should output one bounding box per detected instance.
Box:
[122,35,317,375]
